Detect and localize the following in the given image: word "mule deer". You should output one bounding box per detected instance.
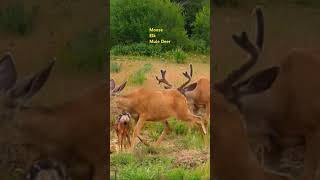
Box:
[110,79,207,152]
[0,53,107,180]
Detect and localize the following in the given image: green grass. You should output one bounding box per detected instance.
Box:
[129,63,153,85]
[110,152,210,180]
[111,53,210,64]
[110,62,122,73]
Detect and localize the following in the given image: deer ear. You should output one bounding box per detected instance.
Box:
[112,81,127,95]
[110,79,115,91]
[9,61,55,103]
[183,82,197,92]
[0,53,17,91]
[233,66,279,96]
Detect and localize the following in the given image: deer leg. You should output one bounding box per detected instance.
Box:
[178,109,207,135]
[117,133,121,152]
[155,120,170,146]
[126,134,131,148]
[129,117,145,152]
[120,133,123,151]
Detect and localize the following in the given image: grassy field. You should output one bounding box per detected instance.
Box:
[110,55,210,180]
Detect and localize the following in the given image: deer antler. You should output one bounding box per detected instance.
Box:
[177,64,193,92]
[155,69,172,89]
[217,7,264,92]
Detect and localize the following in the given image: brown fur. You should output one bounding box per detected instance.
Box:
[113,113,131,151]
[184,77,210,124]
[112,87,207,151]
[213,87,293,180]
[15,83,107,180]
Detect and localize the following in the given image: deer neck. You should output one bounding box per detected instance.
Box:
[213,92,266,180]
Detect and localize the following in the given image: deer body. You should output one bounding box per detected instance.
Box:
[0,53,106,180]
[217,7,320,179]
[155,65,210,126]
[213,89,292,180]
[184,77,210,121]
[16,83,107,180]
[110,81,207,151]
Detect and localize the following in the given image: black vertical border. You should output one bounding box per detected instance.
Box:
[106,0,110,179]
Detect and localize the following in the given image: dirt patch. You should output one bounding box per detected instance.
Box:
[172,150,209,169]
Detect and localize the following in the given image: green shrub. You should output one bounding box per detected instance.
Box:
[173,48,187,64]
[192,4,210,52]
[169,119,189,135]
[111,0,189,50]
[62,28,106,71]
[192,39,209,54]
[111,43,163,56]
[0,2,38,35]
[171,0,209,36]
[110,62,121,73]
[129,64,153,85]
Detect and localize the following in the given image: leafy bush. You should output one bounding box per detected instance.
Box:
[0,2,38,35]
[110,43,163,56]
[111,0,189,50]
[62,28,106,71]
[110,62,121,73]
[129,64,153,85]
[171,0,209,36]
[173,48,187,64]
[192,4,210,52]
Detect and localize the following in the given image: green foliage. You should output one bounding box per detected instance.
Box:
[169,118,189,135]
[176,130,206,150]
[173,48,187,64]
[110,62,122,73]
[129,64,153,85]
[110,43,163,56]
[192,4,210,52]
[171,0,209,36]
[0,2,38,35]
[111,0,189,49]
[111,152,209,180]
[62,28,106,71]
[111,153,136,166]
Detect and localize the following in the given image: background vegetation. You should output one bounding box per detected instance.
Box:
[110,0,210,57]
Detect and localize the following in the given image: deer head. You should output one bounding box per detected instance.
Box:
[155,63,197,95]
[0,53,55,123]
[216,7,279,108]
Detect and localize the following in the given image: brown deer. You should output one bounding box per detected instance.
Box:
[110,79,207,152]
[218,7,320,179]
[0,53,106,180]
[213,83,293,180]
[213,8,292,180]
[113,112,132,151]
[155,64,210,126]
